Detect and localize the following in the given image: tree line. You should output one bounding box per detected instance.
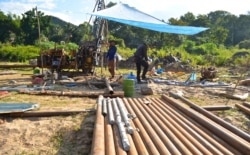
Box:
[0,2,250,66]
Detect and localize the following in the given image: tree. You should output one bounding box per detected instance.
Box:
[20,8,51,45]
[0,11,20,43]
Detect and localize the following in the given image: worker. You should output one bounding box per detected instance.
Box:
[106,40,117,79]
[134,43,149,83]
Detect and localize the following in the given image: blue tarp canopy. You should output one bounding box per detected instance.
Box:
[88,2,208,35]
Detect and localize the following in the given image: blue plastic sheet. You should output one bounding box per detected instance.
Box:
[0,103,39,114]
[88,3,208,35]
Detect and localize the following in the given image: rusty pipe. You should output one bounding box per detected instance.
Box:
[148,98,223,155]
[154,98,238,155]
[137,98,201,155]
[123,98,160,155]
[105,116,116,155]
[90,95,105,155]
[128,98,172,155]
[113,124,127,155]
[169,91,250,142]
[162,94,250,154]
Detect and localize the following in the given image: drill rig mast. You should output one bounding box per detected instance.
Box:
[37,0,108,76]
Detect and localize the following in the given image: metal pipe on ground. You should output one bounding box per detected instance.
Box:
[116,97,133,134]
[1,109,95,117]
[162,94,250,154]
[90,95,105,155]
[127,98,171,155]
[123,98,150,155]
[143,98,214,155]
[243,102,250,108]
[150,98,229,155]
[137,98,196,155]
[201,105,232,111]
[235,103,250,116]
[127,133,138,155]
[104,77,114,94]
[105,116,116,155]
[169,91,250,142]
[107,98,115,124]
[112,98,130,151]
[102,98,107,116]
[154,98,239,155]
[113,124,127,155]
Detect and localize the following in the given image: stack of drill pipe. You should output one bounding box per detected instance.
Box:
[123,98,150,155]
[161,94,250,154]
[168,91,250,142]
[90,95,105,155]
[126,98,175,155]
[149,99,239,154]
[136,98,208,155]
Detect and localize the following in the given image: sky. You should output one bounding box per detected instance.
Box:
[0,0,249,26]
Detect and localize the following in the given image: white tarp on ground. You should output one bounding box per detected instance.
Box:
[88,2,208,35]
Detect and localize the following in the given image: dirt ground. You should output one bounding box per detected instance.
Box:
[0,71,249,155]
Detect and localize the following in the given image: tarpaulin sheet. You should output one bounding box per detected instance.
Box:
[0,103,39,114]
[88,2,208,35]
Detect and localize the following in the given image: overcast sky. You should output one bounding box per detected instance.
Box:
[0,0,249,25]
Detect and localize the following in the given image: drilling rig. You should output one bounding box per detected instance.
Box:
[37,0,108,76]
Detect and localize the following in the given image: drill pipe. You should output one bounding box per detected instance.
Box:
[116,97,130,126]
[162,94,250,154]
[113,124,127,155]
[105,116,116,155]
[102,98,107,116]
[107,98,115,124]
[136,98,187,155]
[146,98,222,155]
[128,98,172,155]
[123,98,150,155]
[138,98,202,155]
[112,98,130,151]
[90,95,105,155]
[153,98,238,155]
[127,132,138,155]
[169,91,250,142]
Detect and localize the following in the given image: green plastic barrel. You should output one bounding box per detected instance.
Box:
[123,79,135,97]
[33,68,40,74]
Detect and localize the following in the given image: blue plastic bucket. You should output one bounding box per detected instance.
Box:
[123,79,135,97]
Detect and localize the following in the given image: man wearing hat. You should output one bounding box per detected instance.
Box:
[106,40,117,79]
